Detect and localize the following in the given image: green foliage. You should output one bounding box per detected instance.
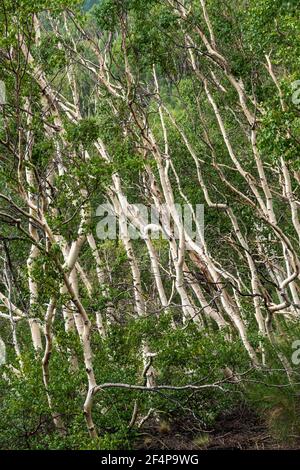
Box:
[66,118,100,146]
[1,0,300,452]
[0,314,245,449]
[38,34,67,73]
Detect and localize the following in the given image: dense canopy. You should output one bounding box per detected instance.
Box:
[0,0,300,450]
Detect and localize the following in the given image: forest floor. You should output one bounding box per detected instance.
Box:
[136,405,300,450]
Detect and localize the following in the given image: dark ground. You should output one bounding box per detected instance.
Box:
[136,406,300,450]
